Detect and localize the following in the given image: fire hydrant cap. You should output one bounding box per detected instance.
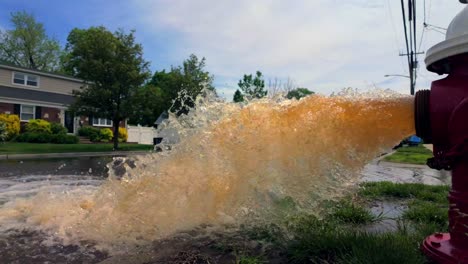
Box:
[426,5,468,74]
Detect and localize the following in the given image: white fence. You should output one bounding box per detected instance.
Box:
[127,125,157,145]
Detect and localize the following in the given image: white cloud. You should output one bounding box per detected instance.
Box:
[131,0,463,99]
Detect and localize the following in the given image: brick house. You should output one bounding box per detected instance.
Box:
[0,63,125,133]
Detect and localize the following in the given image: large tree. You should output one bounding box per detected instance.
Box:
[149,54,215,116]
[128,84,166,126]
[63,26,150,149]
[238,71,267,99]
[0,11,61,71]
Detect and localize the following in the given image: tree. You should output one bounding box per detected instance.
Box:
[238,71,267,99]
[286,88,314,100]
[149,54,215,116]
[128,85,166,126]
[233,89,244,102]
[0,11,61,71]
[63,27,150,150]
[268,77,298,96]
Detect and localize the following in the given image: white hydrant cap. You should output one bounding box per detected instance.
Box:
[426,4,468,74]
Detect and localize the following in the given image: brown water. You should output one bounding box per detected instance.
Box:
[0,90,414,253]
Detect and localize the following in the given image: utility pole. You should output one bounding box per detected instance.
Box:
[399,51,424,95]
[399,0,421,95]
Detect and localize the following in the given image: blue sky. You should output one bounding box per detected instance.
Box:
[0,0,463,100]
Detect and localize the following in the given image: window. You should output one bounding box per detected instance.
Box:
[12,72,39,87]
[93,118,112,127]
[20,105,35,121]
[27,75,38,86]
[13,73,25,85]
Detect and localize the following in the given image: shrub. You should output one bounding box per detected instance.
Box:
[89,132,101,142]
[0,122,7,142]
[25,119,52,134]
[50,122,67,135]
[78,126,100,137]
[15,132,51,143]
[51,134,79,144]
[0,114,20,140]
[100,128,113,142]
[118,127,128,142]
[15,132,79,144]
[78,126,101,142]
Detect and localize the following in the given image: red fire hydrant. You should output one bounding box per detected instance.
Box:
[416,2,468,263]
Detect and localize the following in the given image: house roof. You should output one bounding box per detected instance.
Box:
[154,111,169,125]
[0,62,84,83]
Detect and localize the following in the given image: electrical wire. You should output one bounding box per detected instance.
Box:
[423,0,426,24]
[386,0,408,74]
[412,0,418,91]
[426,27,446,35]
[424,23,447,31]
[418,0,427,53]
[401,0,412,77]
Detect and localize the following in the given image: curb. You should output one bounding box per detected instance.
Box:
[0,151,153,160]
[378,160,430,169]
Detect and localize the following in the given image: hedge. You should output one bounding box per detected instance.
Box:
[15,132,79,144]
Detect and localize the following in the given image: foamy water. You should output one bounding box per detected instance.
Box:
[0,90,414,253]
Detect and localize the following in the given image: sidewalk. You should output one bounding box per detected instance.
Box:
[0,151,153,160]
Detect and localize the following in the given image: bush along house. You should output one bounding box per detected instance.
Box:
[0,63,125,133]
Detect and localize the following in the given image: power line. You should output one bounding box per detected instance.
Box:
[400,0,416,95]
[427,0,432,22]
[424,23,447,31]
[418,26,426,52]
[418,0,427,53]
[386,0,408,74]
[412,0,418,90]
[400,0,412,73]
[426,26,446,35]
[423,0,426,24]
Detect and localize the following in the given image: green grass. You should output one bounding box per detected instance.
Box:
[236,255,266,264]
[284,214,428,264]
[325,200,377,225]
[359,181,449,203]
[384,145,433,165]
[403,200,448,228]
[238,182,450,263]
[360,181,449,230]
[0,142,153,154]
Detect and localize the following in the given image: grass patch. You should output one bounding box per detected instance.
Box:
[359,181,449,203]
[360,181,449,229]
[285,215,428,264]
[238,182,450,263]
[236,255,266,264]
[384,145,433,165]
[403,200,448,228]
[325,200,376,225]
[0,142,153,154]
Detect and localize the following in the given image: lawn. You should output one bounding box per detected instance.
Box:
[384,145,433,165]
[0,142,153,154]
[232,181,449,264]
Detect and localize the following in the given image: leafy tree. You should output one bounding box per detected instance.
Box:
[128,85,166,126]
[286,88,315,100]
[149,54,215,116]
[0,11,61,71]
[63,26,150,150]
[233,89,244,102]
[238,71,267,99]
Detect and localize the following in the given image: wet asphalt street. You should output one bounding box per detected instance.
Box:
[0,156,112,177]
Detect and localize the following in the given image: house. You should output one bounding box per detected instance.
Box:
[0,63,124,133]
